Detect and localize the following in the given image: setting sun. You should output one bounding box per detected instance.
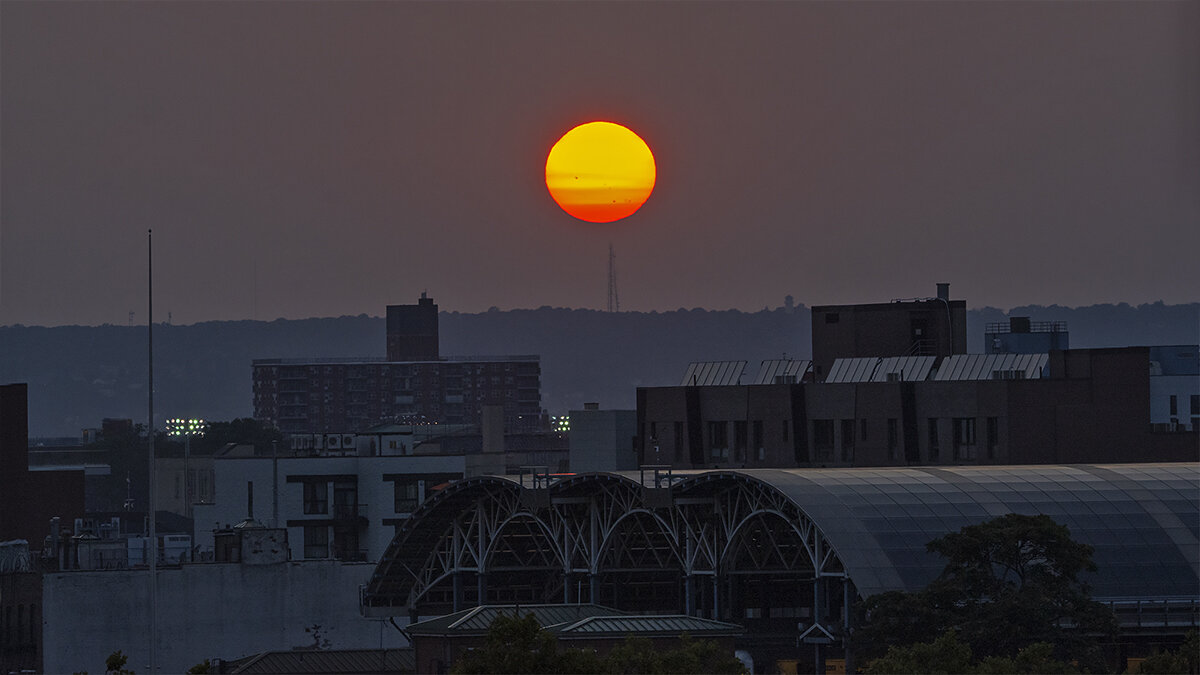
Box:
[545,121,656,223]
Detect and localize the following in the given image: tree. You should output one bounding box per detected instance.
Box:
[863,632,1078,675]
[105,650,135,675]
[1136,630,1199,674]
[451,612,566,674]
[450,613,745,675]
[856,514,1117,671]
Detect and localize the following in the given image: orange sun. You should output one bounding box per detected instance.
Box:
[545,121,656,223]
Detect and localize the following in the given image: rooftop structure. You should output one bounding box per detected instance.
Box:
[810,283,967,381]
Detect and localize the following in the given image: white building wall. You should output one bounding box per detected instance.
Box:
[42,561,407,674]
[1150,375,1199,429]
[193,454,466,562]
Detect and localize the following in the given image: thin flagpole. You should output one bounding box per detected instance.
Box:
[148,229,157,674]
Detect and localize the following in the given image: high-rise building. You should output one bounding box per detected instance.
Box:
[253,298,542,434]
[386,293,439,361]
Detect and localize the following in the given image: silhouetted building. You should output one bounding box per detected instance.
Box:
[811,283,966,381]
[387,293,439,362]
[253,297,542,434]
[0,383,84,547]
[637,347,1195,469]
[986,316,1069,354]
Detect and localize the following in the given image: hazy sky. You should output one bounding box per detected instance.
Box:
[2,1,1197,327]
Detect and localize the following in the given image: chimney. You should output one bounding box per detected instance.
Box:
[936,283,950,301]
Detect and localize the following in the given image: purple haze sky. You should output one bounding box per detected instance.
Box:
[2,1,1197,327]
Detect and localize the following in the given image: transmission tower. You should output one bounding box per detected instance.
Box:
[607,243,619,312]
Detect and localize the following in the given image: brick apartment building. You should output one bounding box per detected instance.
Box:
[253,296,542,434]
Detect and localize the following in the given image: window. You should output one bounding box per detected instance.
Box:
[953,418,977,460]
[1169,395,1178,416]
[860,418,868,442]
[782,419,790,443]
[673,421,684,461]
[887,419,898,460]
[752,420,763,459]
[1191,395,1199,415]
[649,422,657,441]
[734,421,747,461]
[928,419,940,461]
[303,525,329,559]
[395,481,421,513]
[812,420,834,461]
[303,481,328,515]
[986,417,999,459]
[174,474,181,500]
[840,419,855,462]
[708,421,729,458]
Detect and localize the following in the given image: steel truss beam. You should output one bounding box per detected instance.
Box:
[366,472,848,612]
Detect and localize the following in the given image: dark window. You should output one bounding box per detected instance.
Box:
[928,418,940,461]
[812,419,834,461]
[734,420,747,461]
[1169,395,1178,416]
[752,420,763,458]
[987,417,999,459]
[303,481,328,515]
[825,313,840,324]
[782,419,790,443]
[303,525,328,559]
[840,419,855,462]
[953,418,977,460]
[887,419,898,460]
[708,421,729,458]
[859,418,868,442]
[649,421,657,441]
[673,421,684,461]
[1192,395,1200,415]
[395,481,420,513]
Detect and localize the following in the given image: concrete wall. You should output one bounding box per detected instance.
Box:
[569,409,637,472]
[192,454,466,562]
[42,560,408,674]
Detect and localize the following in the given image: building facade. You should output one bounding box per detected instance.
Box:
[192,449,468,564]
[810,283,967,381]
[253,297,542,434]
[636,347,1197,469]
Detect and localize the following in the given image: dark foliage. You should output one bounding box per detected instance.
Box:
[855,514,1117,672]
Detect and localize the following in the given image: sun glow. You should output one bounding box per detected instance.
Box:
[545,121,656,223]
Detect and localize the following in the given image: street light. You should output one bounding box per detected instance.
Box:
[165,418,207,518]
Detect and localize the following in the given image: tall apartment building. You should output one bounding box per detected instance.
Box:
[253,297,542,433]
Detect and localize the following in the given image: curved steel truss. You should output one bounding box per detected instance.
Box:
[365,471,850,619]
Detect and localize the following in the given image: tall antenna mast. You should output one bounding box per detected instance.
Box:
[147,229,158,674]
[607,243,619,312]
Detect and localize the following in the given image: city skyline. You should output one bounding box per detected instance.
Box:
[2,1,1197,327]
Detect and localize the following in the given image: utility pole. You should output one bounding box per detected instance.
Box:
[607,243,619,312]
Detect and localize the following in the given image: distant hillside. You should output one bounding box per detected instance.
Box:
[2,302,1195,437]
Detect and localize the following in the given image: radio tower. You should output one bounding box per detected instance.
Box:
[607,243,619,312]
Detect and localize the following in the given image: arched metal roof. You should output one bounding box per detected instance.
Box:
[670,463,1198,599]
[366,463,1198,608]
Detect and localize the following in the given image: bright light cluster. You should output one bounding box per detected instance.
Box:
[165,418,207,437]
[550,415,570,433]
